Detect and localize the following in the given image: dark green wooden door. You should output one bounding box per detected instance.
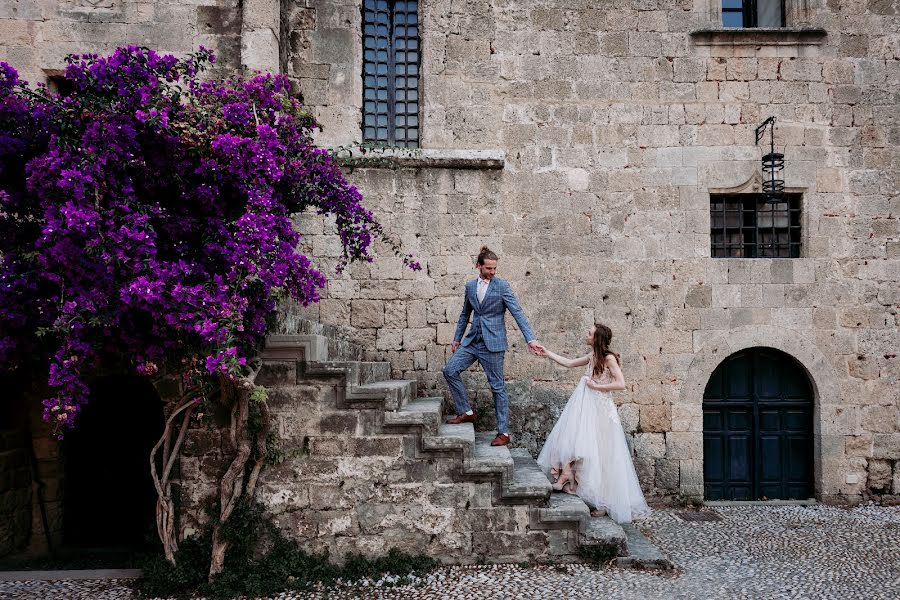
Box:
[703,348,814,501]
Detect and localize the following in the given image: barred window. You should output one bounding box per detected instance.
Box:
[362,0,420,148]
[710,194,801,258]
[722,0,785,28]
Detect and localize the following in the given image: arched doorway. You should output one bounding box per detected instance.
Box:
[63,375,164,549]
[703,347,814,501]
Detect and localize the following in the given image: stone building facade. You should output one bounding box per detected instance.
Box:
[283,0,900,504]
[2,0,899,560]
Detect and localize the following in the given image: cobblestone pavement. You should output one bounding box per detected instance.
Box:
[1,505,898,599]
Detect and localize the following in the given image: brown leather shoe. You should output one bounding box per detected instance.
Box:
[490,433,510,446]
[446,413,475,425]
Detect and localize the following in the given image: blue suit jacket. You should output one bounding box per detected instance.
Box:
[453,277,536,353]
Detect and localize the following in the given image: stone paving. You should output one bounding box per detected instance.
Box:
[1,505,897,599]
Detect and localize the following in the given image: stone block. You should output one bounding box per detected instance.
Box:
[384,302,407,328]
[634,433,666,458]
[471,531,547,559]
[402,327,435,351]
[319,299,350,326]
[861,405,898,434]
[872,434,900,460]
[639,405,671,433]
[375,328,402,351]
[665,432,702,460]
[655,458,680,490]
[619,404,639,433]
[867,459,892,492]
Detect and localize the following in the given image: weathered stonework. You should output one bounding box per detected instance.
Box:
[0,0,243,85]
[2,0,898,565]
[178,337,633,564]
[285,0,900,503]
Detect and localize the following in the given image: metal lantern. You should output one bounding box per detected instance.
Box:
[755,116,784,199]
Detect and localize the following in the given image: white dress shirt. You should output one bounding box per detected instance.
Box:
[477,277,490,303]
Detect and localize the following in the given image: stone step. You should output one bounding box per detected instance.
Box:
[504,448,551,501]
[349,379,417,410]
[581,515,628,557]
[305,361,392,386]
[422,422,476,452]
[537,492,591,527]
[615,523,673,570]
[464,432,514,482]
[274,314,366,361]
[264,334,329,362]
[383,397,442,435]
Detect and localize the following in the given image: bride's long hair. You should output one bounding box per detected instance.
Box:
[592,323,621,378]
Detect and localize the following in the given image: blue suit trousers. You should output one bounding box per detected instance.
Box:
[442,337,509,434]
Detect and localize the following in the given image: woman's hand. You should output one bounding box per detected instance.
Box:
[584,377,604,392]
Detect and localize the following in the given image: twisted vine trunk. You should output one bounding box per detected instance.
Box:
[149,393,198,564]
[208,361,270,579]
[149,359,270,578]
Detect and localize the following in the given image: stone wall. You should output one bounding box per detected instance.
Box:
[286,0,900,502]
[1,0,243,85]
[0,429,31,559]
[2,0,897,507]
[179,363,596,564]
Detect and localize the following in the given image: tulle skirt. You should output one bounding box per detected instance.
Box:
[537,376,651,524]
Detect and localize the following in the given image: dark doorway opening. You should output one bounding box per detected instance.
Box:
[63,375,164,549]
[703,347,814,501]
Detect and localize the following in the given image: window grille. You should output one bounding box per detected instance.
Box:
[722,0,785,28]
[362,0,420,148]
[710,194,801,258]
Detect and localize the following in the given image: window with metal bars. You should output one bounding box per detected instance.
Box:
[362,0,420,148]
[710,194,802,258]
[722,0,785,28]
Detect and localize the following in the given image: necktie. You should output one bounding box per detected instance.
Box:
[477,279,488,303]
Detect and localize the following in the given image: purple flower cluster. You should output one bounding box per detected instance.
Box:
[0,47,419,437]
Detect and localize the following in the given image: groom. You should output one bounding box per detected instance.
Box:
[443,246,544,446]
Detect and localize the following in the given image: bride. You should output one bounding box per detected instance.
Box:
[536,323,650,523]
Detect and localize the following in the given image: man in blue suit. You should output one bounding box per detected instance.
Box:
[443,246,544,446]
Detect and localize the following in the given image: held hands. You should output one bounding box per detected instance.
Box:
[527,340,545,356]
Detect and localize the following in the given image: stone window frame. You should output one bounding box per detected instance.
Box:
[691,0,827,47]
[345,2,505,170]
[362,0,422,149]
[709,192,803,259]
[707,172,810,259]
[721,0,786,29]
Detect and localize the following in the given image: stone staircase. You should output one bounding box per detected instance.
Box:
[249,333,669,567]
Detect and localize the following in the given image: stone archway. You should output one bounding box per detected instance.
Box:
[677,326,842,500]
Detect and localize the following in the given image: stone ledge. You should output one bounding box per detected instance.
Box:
[690,28,828,46]
[333,147,505,170]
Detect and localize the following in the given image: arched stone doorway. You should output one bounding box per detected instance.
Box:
[678,325,842,501]
[703,348,814,501]
[63,375,164,549]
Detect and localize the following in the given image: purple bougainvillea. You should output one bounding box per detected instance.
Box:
[0,47,419,437]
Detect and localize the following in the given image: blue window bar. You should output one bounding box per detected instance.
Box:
[363,0,420,147]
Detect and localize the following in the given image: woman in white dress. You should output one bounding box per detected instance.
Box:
[536,323,650,523]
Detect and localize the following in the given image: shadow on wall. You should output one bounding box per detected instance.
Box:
[62,375,165,549]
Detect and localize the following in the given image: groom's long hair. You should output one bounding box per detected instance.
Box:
[477,246,498,265]
[592,323,621,378]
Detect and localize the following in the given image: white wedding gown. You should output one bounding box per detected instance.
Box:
[537,358,651,524]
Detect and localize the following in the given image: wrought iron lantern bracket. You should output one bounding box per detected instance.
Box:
[755,116,784,200]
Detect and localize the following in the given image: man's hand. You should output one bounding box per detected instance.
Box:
[527,340,544,355]
[451,340,461,352]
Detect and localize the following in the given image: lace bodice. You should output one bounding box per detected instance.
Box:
[585,356,614,384]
